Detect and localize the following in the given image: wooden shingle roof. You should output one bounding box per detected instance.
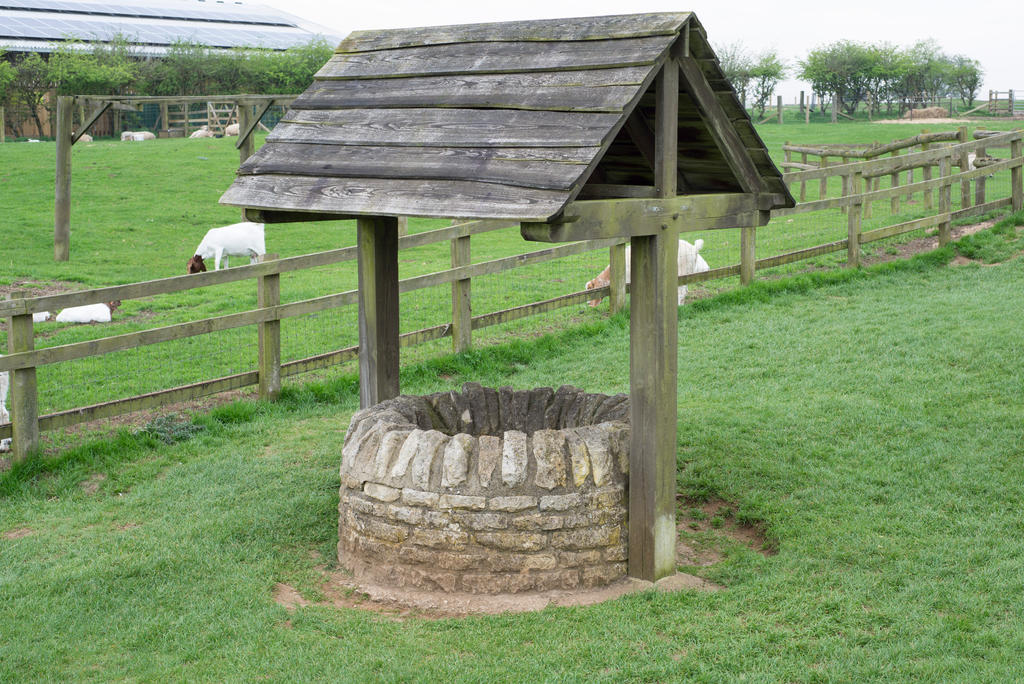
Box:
[220,12,794,222]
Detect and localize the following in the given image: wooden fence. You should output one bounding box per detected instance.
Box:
[2,129,1022,461]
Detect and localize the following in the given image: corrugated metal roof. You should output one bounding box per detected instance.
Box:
[0,0,339,52]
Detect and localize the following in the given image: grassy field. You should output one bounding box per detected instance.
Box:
[2,229,1024,679]
[0,120,1020,419]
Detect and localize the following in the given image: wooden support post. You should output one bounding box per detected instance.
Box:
[740,225,756,285]
[608,242,626,314]
[1012,139,1023,212]
[451,234,472,353]
[237,102,254,166]
[1,105,5,143]
[832,92,838,123]
[7,310,39,462]
[397,216,409,237]
[777,95,783,124]
[847,172,863,268]
[54,95,73,262]
[629,60,679,582]
[938,155,952,246]
[357,216,400,409]
[890,150,901,215]
[799,90,805,114]
[975,144,987,206]
[257,254,281,400]
[159,101,169,132]
[958,126,971,209]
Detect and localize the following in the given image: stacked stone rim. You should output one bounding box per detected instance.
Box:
[339,383,631,594]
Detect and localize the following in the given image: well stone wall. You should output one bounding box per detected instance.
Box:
[339,383,630,593]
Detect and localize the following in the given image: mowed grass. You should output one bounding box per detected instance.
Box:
[2,240,1024,680]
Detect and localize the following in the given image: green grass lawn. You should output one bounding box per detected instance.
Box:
[2,237,1024,680]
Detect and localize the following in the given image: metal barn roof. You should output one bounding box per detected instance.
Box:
[220,12,794,222]
[0,0,339,54]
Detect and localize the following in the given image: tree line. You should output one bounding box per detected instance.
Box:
[716,39,984,118]
[0,38,333,137]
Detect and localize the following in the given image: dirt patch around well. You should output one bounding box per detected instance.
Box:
[271,497,771,620]
[0,280,81,300]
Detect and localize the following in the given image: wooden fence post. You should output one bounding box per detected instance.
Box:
[237,101,254,165]
[608,242,627,314]
[54,95,73,262]
[7,308,39,462]
[777,95,783,124]
[847,171,862,268]
[958,126,971,209]
[1,105,5,143]
[920,131,933,211]
[740,225,756,285]
[890,150,901,215]
[397,216,408,237]
[1012,137,1023,212]
[783,142,791,193]
[938,154,952,246]
[832,92,838,123]
[357,216,400,409]
[819,156,829,200]
[257,254,281,400]
[159,101,169,133]
[799,151,808,201]
[451,234,472,353]
[975,143,987,206]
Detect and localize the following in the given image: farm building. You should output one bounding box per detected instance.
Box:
[0,0,339,137]
[0,0,338,56]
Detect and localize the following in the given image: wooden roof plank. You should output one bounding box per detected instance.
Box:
[221,174,569,221]
[316,35,675,80]
[336,13,691,52]
[291,66,652,112]
[237,143,595,191]
[272,108,621,147]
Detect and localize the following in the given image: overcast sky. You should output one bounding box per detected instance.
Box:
[266,0,1019,104]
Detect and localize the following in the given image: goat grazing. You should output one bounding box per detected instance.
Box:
[55,301,121,324]
[585,238,710,307]
[187,222,266,273]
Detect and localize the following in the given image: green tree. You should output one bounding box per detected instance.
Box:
[9,52,50,137]
[749,50,786,117]
[799,41,874,116]
[48,40,137,95]
[948,55,983,107]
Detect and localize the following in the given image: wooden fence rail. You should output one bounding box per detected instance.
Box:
[3,129,1022,461]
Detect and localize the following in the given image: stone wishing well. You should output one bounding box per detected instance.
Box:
[339,383,630,594]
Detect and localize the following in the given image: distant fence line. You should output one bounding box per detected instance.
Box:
[2,129,1022,461]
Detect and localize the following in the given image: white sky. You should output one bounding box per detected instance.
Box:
[268,0,1020,104]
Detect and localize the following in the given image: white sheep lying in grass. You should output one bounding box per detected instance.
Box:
[121,131,155,141]
[0,359,9,452]
[189,126,215,139]
[585,238,710,307]
[224,123,240,136]
[187,222,266,273]
[55,301,121,323]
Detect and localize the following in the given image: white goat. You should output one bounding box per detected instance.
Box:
[0,358,8,452]
[189,126,215,139]
[585,238,710,307]
[55,301,121,323]
[121,131,155,141]
[187,222,266,272]
[224,123,240,136]
[77,133,93,143]
[32,311,51,323]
